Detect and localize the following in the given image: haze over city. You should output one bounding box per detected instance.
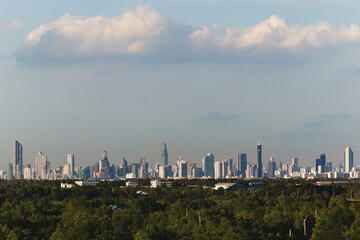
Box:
[2,0,360,169]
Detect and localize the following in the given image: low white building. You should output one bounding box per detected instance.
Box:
[126,181,138,187]
[75,181,99,186]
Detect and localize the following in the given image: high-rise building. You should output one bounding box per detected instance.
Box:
[316,153,326,173]
[291,158,299,172]
[268,157,276,177]
[161,143,168,166]
[178,160,188,178]
[140,158,148,178]
[67,154,75,176]
[257,142,262,178]
[99,151,110,178]
[236,153,247,178]
[35,152,49,179]
[344,147,354,173]
[214,161,222,179]
[13,141,23,179]
[202,153,214,178]
[222,159,228,178]
[7,163,13,180]
[24,164,32,179]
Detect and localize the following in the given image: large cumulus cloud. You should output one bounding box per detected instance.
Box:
[15,4,360,64]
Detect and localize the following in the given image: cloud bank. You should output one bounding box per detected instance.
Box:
[16,4,360,64]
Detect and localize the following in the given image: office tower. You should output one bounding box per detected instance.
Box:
[320,154,326,172]
[13,141,23,179]
[327,161,333,172]
[291,158,299,172]
[214,161,222,179]
[130,163,140,179]
[24,164,32,179]
[315,154,326,173]
[279,162,283,170]
[238,153,247,178]
[178,160,188,178]
[67,154,75,176]
[268,157,276,177]
[257,142,262,178]
[192,167,203,178]
[161,143,168,166]
[35,152,49,179]
[109,164,116,178]
[344,147,354,173]
[159,165,167,179]
[90,164,95,178]
[140,158,148,178]
[236,153,241,176]
[221,159,228,178]
[99,151,110,177]
[227,158,233,176]
[7,163,13,180]
[202,153,214,178]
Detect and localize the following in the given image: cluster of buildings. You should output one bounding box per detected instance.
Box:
[1,141,358,180]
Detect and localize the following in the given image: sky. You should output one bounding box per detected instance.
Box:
[1,0,360,170]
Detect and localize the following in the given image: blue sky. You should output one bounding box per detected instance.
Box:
[1,0,360,170]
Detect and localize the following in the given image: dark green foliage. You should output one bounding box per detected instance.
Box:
[0,179,359,239]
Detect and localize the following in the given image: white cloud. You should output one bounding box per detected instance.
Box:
[15,4,360,64]
[0,18,22,32]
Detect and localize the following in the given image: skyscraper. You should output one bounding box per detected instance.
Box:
[202,153,214,178]
[161,143,168,166]
[214,161,222,179]
[344,147,354,173]
[316,153,326,173]
[257,142,262,178]
[35,152,49,179]
[13,141,23,179]
[240,153,247,178]
[67,154,75,176]
[291,158,299,172]
[7,163,13,180]
[99,151,110,178]
[268,157,276,177]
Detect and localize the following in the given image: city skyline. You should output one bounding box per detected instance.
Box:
[2,1,360,170]
[3,140,359,181]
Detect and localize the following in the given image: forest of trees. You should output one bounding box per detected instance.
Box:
[0,179,360,239]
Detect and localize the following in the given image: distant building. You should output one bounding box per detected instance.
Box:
[202,153,214,178]
[75,181,99,186]
[24,164,32,179]
[13,141,23,179]
[344,147,354,173]
[7,163,13,180]
[214,161,222,179]
[67,154,75,176]
[161,143,168,166]
[35,152,50,179]
[257,142,262,178]
[268,157,276,177]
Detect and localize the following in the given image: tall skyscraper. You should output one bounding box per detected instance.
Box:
[202,153,214,178]
[140,158,148,178]
[67,154,75,176]
[35,152,49,179]
[161,143,168,166]
[214,161,222,179]
[13,141,23,179]
[316,153,326,173]
[268,157,276,177]
[7,163,13,180]
[344,147,354,173]
[291,158,299,172]
[240,153,247,178]
[99,151,110,178]
[257,142,262,178]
